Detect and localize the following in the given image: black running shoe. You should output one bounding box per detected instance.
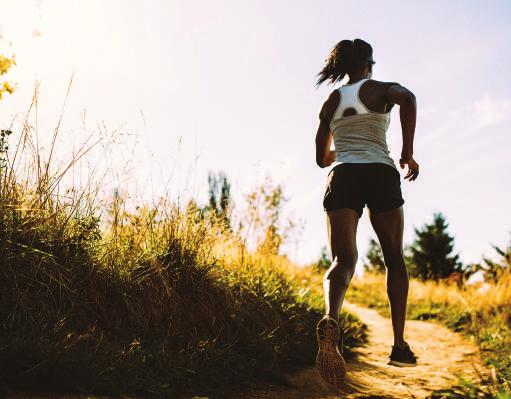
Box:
[387,341,418,367]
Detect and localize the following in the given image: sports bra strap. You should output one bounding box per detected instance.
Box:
[333,78,370,119]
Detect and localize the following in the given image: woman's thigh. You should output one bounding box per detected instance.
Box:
[368,206,404,259]
[326,208,360,269]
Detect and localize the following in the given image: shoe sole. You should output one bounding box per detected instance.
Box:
[316,317,347,387]
[387,359,417,367]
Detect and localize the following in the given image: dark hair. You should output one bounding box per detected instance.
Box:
[315,38,374,88]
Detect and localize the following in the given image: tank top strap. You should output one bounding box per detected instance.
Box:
[344,77,370,87]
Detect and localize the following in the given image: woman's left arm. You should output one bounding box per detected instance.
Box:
[315,90,338,168]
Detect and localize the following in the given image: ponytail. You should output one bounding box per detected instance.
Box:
[315,38,374,88]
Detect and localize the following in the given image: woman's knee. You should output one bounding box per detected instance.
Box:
[336,249,358,268]
[323,254,357,281]
[382,248,406,269]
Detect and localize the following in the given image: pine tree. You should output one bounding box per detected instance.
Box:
[477,235,511,282]
[409,212,463,281]
[363,238,386,274]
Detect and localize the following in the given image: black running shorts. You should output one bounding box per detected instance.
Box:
[322,162,405,218]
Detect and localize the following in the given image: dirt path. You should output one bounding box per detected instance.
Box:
[237,300,491,399]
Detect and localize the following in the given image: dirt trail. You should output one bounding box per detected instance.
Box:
[238,300,491,399]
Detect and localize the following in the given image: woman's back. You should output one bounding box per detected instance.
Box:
[328,78,398,171]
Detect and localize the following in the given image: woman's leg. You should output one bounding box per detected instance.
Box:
[368,206,409,349]
[324,208,360,323]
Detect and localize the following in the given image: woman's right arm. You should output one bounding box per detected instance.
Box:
[315,89,339,168]
[385,83,419,181]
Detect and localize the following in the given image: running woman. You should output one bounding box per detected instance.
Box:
[314,38,419,388]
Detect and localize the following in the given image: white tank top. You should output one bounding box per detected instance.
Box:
[329,78,397,171]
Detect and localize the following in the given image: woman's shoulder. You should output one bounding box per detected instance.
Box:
[326,87,341,101]
[365,79,401,91]
[360,79,402,113]
[318,89,341,121]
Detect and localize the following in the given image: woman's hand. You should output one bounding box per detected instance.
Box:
[399,155,419,181]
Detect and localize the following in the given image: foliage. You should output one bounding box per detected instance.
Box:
[408,212,464,281]
[475,236,511,283]
[205,169,232,231]
[236,175,299,258]
[0,52,16,100]
[0,129,11,172]
[314,245,331,271]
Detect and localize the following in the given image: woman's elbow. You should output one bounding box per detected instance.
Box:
[404,92,416,107]
[316,154,328,168]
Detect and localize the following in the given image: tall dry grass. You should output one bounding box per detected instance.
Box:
[0,79,368,398]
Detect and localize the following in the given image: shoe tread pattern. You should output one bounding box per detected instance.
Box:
[315,316,347,387]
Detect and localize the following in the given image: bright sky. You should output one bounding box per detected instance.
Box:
[1,0,510,275]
